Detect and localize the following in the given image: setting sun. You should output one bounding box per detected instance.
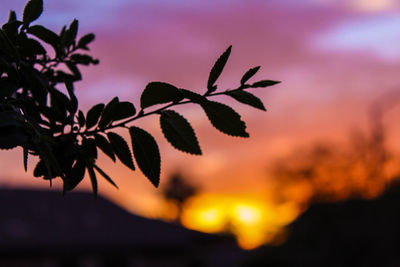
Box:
[179,195,301,249]
[232,204,262,226]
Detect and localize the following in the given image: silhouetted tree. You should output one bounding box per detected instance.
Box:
[0,0,280,195]
[271,100,397,204]
[162,172,199,222]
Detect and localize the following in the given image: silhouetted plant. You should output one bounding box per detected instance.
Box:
[0,0,280,195]
[270,102,391,203]
[162,172,198,222]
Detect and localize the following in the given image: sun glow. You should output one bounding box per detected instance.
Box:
[233,204,262,225]
[180,195,301,250]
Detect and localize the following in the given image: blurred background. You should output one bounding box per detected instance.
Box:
[2,0,400,257]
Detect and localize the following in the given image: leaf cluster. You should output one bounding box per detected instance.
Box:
[0,0,280,195]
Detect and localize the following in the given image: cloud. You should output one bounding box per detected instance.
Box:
[318,17,400,61]
[350,0,398,12]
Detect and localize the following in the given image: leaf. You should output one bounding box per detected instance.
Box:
[180,89,208,105]
[77,33,95,49]
[70,54,95,65]
[23,0,43,25]
[129,126,160,187]
[0,77,18,98]
[0,111,29,149]
[3,22,22,40]
[65,81,78,114]
[207,45,232,94]
[33,159,53,178]
[63,158,86,192]
[33,160,45,177]
[98,97,119,128]
[94,134,115,162]
[77,110,85,127]
[0,110,23,127]
[160,110,201,155]
[113,101,136,121]
[20,38,46,56]
[63,19,78,46]
[86,103,104,129]
[251,80,281,88]
[0,29,19,59]
[201,101,249,137]
[49,89,70,115]
[93,164,118,189]
[65,62,82,81]
[140,82,183,109]
[81,138,97,160]
[241,66,260,85]
[8,10,17,22]
[87,165,98,198]
[27,25,60,50]
[23,146,28,172]
[107,132,135,170]
[227,90,266,111]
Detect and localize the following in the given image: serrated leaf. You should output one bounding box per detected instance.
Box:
[140,82,183,109]
[180,89,208,104]
[87,165,98,198]
[207,45,232,94]
[93,164,118,189]
[201,101,249,137]
[107,132,135,170]
[98,97,118,128]
[129,126,160,187]
[113,101,136,121]
[86,103,104,129]
[94,134,115,162]
[23,0,43,25]
[77,33,95,48]
[227,90,266,111]
[241,66,260,85]
[160,110,201,155]
[251,80,281,88]
[27,25,60,50]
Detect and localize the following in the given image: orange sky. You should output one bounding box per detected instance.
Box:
[2,0,400,249]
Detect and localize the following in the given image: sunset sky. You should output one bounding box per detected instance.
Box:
[2,0,400,249]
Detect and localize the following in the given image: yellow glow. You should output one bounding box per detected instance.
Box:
[179,194,301,250]
[233,204,262,225]
[182,206,226,233]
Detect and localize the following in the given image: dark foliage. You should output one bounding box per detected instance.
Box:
[0,0,280,193]
[162,172,199,222]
